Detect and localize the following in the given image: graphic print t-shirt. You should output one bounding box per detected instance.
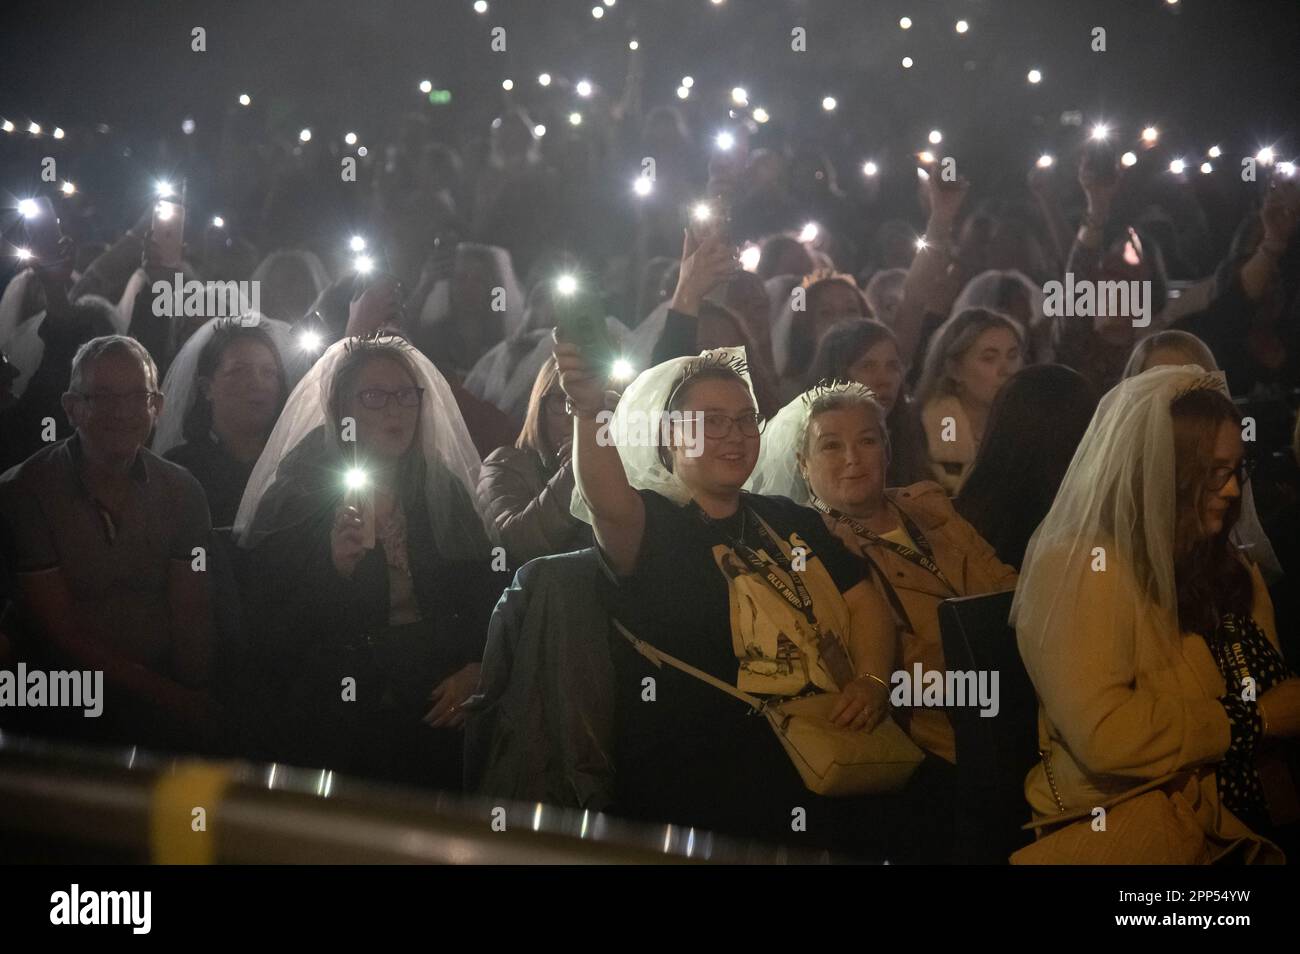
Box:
[602,490,866,824]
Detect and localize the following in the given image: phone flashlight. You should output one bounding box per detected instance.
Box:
[15,247,32,261]
[60,181,76,196]
[633,176,653,198]
[17,198,39,218]
[1036,154,1054,169]
[692,202,713,223]
[298,330,323,352]
[345,467,369,491]
[715,131,736,152]
[156,181,175,198]
[1090,124,1110,142]
[610,358,636,383]
[556,274,578,296]
[349,235,366,252]
[799,222,820,243]
[354,255,375,274]
[739,245,761,271]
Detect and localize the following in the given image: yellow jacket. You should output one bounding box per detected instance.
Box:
[1017,546,1284,862]
[827,481,1019,763]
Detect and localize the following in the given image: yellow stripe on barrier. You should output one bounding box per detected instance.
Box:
[149,762,236,864]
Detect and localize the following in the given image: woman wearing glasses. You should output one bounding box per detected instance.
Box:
[1012,366,1300,863]
[233,332,497,789]
[555,343,903,859]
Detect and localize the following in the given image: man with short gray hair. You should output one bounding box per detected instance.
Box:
[0,335,219,749]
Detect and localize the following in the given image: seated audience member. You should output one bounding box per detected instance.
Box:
[1121,329,1217,380]
[234,333,496,789]
[863,268,906,328]
[750,382,1018,774]
[808,319,932,486]
[0,335,218,750]
[157,317,290,528]
[916,308,1025,494]
[771,270,868,393]
[556,343,918,860]
[954,365,1096,570]
[1012,366,1300,863]
[478,356,589,565]
[1120,330,1284,585]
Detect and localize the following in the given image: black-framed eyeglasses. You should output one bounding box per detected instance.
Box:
[75,390,160,412]
[356,386,424,410]
[702,411,765,439]
[1207,458,1255,491]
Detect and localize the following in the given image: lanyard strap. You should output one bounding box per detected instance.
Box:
[691,502,817,628]
[813,497,955,594]
[690,499,855,688]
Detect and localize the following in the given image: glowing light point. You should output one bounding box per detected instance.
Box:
[345,468,369,491]
[17,199,40,218]
[1121,151,1138,167]
[752,107,770,123]
[1256,146,1275,166]
[862,161,879,177]
[610,359,635,382]
[822,96,837,112]
[715,131,735,151]
[1142,126,1159,144]
[556,274,578,296]
[1200,162,1213,175]
[799,222,820,243]
[731,87,749,107]
[1207,145,1221,159]
[1169,159,1186,174]
[538,73,552,87]
[212,216,225,228]
[1037,154,1054,169]
[533,124,547,137]
[569,112,583,126]
[677,86,690,100]
[238,94,251,106]
[681,76,695,89]
[61,181,76,195]
[901,56,914,69]
[928,129,943,145]
[1027,69,1043,84]
[53,127,65,139]
[899,17,912,30]
[349,235,366,252]
[419,80,433,94]
[633,176,653,197]
[474,0,488,13]
[354,254,374,274]
[739,245,761,271]
[1090,123,1110,142]
[344,131,358,145]
[692,202,712,222]
[576,80,593,98]
[299,330,322,352]
[299,128,312,142]
[955,20,969,34]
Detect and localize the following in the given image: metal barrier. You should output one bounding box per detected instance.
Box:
[0,732,827,864]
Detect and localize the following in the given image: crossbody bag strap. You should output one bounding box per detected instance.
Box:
[611,617,769,713]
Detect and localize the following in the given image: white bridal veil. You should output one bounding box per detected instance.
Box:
[152,313,309,456]
[571,345,756,522]
[747,381,878,505]
[1010,364,1260,652]
[232,331,488,556]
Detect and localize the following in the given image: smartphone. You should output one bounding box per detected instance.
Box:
[152,186,186,269]
[24,196,63,264]
[554,285,618,376]
[344,480,377,550]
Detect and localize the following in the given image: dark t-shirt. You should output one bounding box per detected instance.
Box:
[602,489,866,840]
[165,437,255,529]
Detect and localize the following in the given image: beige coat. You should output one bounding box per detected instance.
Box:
[827,481,1019,763]
[920,394,978,496]
[1017,546,1284,862]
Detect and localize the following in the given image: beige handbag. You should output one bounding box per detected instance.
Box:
[613,620,924,796]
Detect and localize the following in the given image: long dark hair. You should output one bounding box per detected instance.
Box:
[808,318,932,486]
[954,365,1096,569]
[1169,387,1252,634]
[181,319,287,443]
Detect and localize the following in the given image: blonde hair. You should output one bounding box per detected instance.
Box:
[915,308,1023,406]
[517,355,563,456]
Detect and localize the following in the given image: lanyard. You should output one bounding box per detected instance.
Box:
[690,499,854,688]
[812,497,955,594]
[691,502,816,627]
